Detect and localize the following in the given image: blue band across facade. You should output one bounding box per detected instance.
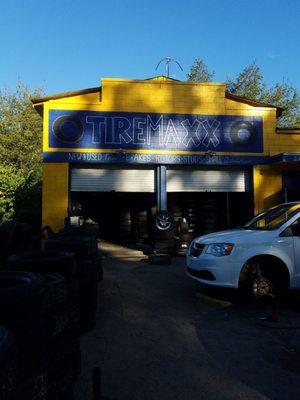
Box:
[43,151,270,165]
[48,109,263,155]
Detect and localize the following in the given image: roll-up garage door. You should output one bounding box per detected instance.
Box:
[167,169,248,192]
[71,168,155,192]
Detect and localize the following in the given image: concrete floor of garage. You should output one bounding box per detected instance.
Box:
[75,242,300,400]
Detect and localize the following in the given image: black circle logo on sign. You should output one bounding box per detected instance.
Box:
[52,115,83,143]
[230,121,257,146]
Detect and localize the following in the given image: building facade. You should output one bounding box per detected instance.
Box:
[32,76,300,239]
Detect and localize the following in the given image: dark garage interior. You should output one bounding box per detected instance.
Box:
[71,191,254,245]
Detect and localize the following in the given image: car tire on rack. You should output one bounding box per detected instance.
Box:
[152,211,174,240]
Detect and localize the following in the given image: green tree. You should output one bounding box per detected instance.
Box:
[187,59,300,127]
[226,61,300,128]
[187,59,215,82]
[226,61,265,99]
[0,83,43,225]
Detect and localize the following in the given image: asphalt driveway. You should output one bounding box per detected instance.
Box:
[75,242,300,400]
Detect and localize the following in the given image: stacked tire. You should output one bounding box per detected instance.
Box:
[0,325,17,400]
[0,270,72,399]
[151,211,175,256]
[0,221,33,269]
[136,211,149,242]
[44,227,100,334]
[199,197,219,234]
[185,203,199,235]
[170,206,183,224]
[6,253,80,398]
[119,211,132,244]
[175,218,193,256]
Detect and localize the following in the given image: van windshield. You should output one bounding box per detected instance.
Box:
[244,204,300,230]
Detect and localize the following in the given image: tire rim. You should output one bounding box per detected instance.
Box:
[253,277,273,297]
[156,213,172,231]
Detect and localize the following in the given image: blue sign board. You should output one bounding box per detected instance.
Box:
[48,109,263,154]
[43,151,270,166]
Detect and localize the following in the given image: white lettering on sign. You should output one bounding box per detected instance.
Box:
[83,115,221,148]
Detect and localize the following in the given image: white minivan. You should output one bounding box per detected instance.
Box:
[186,202,300,297]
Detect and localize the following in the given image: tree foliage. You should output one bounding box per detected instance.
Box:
[226,61,300,127]
[187,59,300,127]
[187,59,215,82]
[0,83,43,225]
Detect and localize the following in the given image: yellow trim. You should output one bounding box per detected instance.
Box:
[42,163,69,232]
[43,103,49,151]
[100,77,226,87]
[277,129,300,134]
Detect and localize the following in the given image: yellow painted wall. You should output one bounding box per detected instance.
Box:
[253,166,282,214]
[42,163,69,231]
[38,76,300,227]
[44,78,278,159]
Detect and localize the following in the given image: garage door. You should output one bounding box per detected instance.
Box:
[167,169,248,192]
[71,168,155,192]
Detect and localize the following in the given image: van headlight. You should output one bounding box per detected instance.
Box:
[205,243,234,257]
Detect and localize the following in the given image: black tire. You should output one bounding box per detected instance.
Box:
[178,233,193,242]
[152,229,174,241]
[47,299,80,388]
[119,211,133,242]
[16,318,49,383]
[56,384,75,400]
[7,250,77,281]
[170,207,183,222]
[0,325,17,400]
[42,272,67,315]
[177,218,189,234]
[153,239,175,255]
[78,258,98,334]
[148,254,172,265]
[49,333,81,388]
[153,211,174,232]
[239,259,289,300]
[96,256,104,282]
[0,221,25,267]
[59,225,98,240]
[16,362,49,400]
[45,236,96,260]
[136,211,149,241]
[175,240,190,256]
[0,271,45,333]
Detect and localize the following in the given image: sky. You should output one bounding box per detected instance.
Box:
[1,0,300,95]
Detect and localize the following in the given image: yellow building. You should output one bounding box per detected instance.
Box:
[32,76,300,238]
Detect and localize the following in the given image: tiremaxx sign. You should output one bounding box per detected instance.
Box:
[48,109,263,155]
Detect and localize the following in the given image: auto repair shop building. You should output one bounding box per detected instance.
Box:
[32,76,300,241]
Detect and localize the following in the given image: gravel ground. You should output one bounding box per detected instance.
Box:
[75,242,300,400]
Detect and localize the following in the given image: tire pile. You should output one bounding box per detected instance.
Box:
[0,220,102,399]
[175,217,193,256]
[151,211,175,256]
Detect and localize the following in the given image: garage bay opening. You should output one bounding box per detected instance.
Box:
[70,167,156,244]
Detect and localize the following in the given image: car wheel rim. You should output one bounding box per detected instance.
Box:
[253,277,273,297]
[156,214,172,230]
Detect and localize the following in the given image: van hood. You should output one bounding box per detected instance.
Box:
[193,228,277,244]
